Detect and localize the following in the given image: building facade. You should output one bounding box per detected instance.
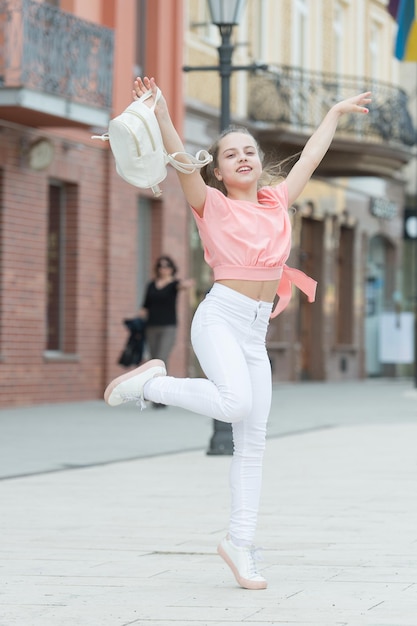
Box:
[183,0,416,382]
[0,0,189,407]
[0,0,415,407]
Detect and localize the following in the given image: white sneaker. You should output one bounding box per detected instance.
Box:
[104,359,166,407]
[217,536,267,590]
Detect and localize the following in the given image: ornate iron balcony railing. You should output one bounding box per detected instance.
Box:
[249,66,417,148]
[0,0,113,109]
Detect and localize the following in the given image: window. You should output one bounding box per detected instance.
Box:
[137,196,152,306]
[292,0,308,68]
[333,2,344,76]
[256,0,268,64]
[292,0,309,126]
[369,19,383,83]
[333,0,356,92]
[135,0,147,77]
[46,182,77,353]
[47,184,63,351]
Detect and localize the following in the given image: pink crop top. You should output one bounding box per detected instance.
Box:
[191,183,317,317]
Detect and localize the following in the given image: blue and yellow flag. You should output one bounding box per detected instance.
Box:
[388,0,417,61]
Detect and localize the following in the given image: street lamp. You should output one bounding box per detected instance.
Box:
[207,0,246,26]
[207,0,246,131]
[184,0,266,454]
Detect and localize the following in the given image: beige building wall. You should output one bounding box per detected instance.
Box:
[399,64,417,198]
[182,0,413,382]
[184,0,399,123]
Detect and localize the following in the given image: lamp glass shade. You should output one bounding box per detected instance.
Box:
[207,0,246,25]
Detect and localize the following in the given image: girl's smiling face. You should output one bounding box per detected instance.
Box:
[214,132,262,191]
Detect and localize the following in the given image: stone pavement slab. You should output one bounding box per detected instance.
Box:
[1,420,416,625]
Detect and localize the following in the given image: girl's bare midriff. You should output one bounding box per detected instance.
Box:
[216,279,279,303]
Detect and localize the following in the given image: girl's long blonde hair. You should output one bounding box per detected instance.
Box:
[200,126,294,195]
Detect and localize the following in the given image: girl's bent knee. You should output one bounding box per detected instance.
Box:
[221,396,251,423]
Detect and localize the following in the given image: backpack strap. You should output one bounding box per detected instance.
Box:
[166,149,213,174]
[91,132,109,141]
[139,87,162,110]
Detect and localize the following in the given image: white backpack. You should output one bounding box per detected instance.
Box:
[92,88,212,197]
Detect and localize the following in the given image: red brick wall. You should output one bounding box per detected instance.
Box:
[0,125,191,407]
[0,128,101,405]
[0,0,192,407]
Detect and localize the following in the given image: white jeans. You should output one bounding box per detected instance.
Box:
[145,283,273,545]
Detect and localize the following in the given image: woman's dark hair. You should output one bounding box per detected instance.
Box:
[154,255,177,277]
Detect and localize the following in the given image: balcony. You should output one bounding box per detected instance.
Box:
[248,67,417,178]
[0,0,113,128]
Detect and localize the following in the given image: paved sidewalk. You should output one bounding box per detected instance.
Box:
[0,380,416,625]
[1,378,416,479]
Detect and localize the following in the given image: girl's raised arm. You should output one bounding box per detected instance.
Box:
[134,77,207,215]
[285,92,371,207]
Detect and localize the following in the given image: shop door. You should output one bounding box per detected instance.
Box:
[299,217,324,379]
[365,235,394,376]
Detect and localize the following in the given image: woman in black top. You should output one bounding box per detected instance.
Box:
[139,256,193,386]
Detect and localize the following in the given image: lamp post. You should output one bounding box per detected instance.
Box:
[206,0,244,455]
[206,0,246,131]
[184,0,267,455]
[183,0,266,133]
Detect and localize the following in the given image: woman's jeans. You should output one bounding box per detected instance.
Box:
[145,283,273,545]
[146,325,177,363]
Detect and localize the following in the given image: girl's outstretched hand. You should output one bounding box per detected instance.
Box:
[132,76,166,112]
[333,91,372,115]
